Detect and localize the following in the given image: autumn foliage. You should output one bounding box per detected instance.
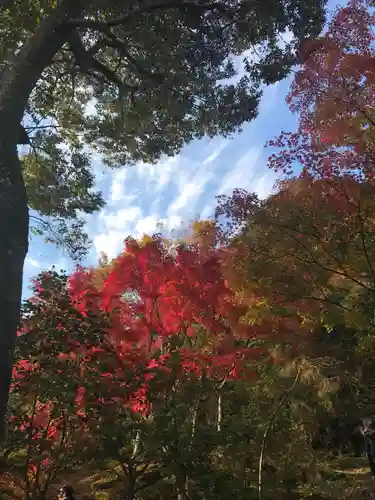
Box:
[5,1,375,498]
[292,0,375,151]
[68,236,263,395]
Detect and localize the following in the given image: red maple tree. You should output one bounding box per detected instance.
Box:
[267,0,375,184]
[68,236,264,415]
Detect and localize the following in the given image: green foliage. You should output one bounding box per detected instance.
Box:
[1,0,327,258]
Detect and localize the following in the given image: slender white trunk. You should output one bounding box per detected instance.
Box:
[217,392,222,432]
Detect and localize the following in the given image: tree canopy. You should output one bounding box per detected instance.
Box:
[8,0,329,256]
[0,0,328,440]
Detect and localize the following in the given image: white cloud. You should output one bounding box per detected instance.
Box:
[89,133,277,263]
[25,257,41,269]
[218,147,262,195]
[135,214,184,237]
[110,169,129,203]
[168,172,212,217]
[94,212,185,258]
[217,146,277,200]
[202,139,228,165]
[135,215,160,235]
[163,215,183,231]
[94,230,126,259]
[54,257,71,272]
[200,204,214,219]
[252,171,277,200]
[99,206,142,230]
[94,206,143,257]
[136,156,179,192]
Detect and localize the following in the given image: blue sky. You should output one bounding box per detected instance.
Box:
[22,0,341,298]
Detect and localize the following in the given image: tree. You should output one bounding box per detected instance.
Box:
[268,0,375,187]
[4,270,107,500]
[215,177,375,338]
[291,0,375,154]
[0,0,328,438]
[68,235,263,386]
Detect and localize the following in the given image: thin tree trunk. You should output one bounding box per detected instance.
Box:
[124,465,135,500]
[217,392,222,432]
[258,364,302,500]
[177,477,188,500]
[0,0,83,439]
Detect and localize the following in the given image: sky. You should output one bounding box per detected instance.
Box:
[22,0,342,298]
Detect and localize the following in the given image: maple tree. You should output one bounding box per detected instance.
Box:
[68,236,265,401]
[266,0,375,187]
[215,177,375,342]
[4,269,119,499]
[84,235,272,499]
[291,0,375,153]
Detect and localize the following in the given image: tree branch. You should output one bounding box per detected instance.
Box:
[66,28,96,73]
[99,25,164,82]
[66,28,137,90]
[66,1,232,29]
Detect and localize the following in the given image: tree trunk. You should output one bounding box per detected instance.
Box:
[217,392,222,432]
[0,143,28,440]
[177,475,188,500]
[177,488,187,500]
[125,478,135,500]
[0,0,84,439]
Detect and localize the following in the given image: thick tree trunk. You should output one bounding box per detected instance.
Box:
[0,143,29,441]
[0,0,84,439]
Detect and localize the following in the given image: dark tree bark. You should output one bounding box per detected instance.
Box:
[360,418,375,479]
[0,0,83,440]
[364,436,375,479]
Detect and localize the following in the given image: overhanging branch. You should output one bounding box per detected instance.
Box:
[66,28,137,90]
[99,25,164,82]
[66,1,232,29]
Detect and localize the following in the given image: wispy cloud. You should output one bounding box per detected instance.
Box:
[99,206,142,230]
[110,168,129,203]
[25,257,41,269]
[202,139,229,165]
[218,146,263,195]
[167,172,212,217]
[94,206,143,257]
[91,139,279,260]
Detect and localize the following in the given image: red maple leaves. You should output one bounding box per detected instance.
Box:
[268,0,375,185]
[67,236,262,415]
